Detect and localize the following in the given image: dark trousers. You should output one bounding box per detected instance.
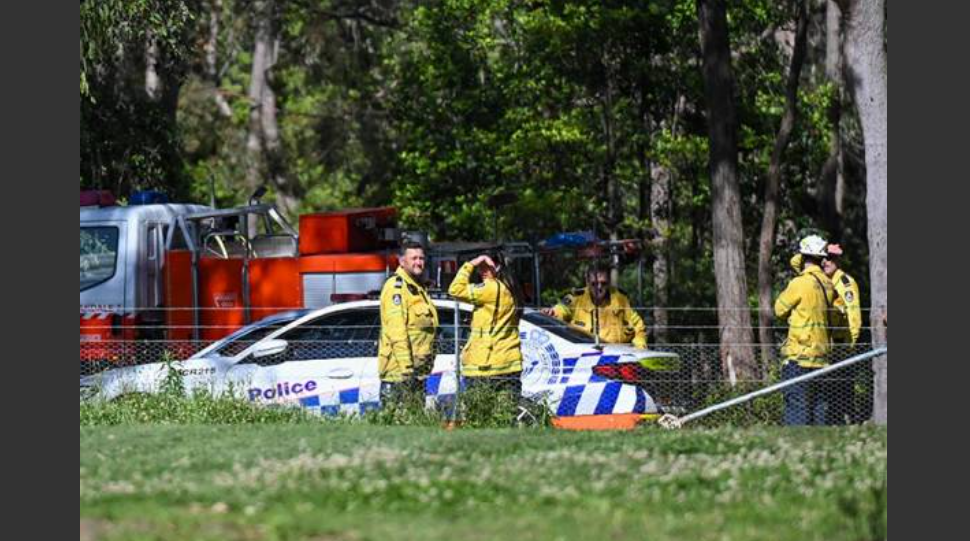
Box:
[380,376,426,405]
[783,362,835,426]
[380,358,433,405]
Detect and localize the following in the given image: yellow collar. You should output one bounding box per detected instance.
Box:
[396,267,424,289]
[801,266,826,278]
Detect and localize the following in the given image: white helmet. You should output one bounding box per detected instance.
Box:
[798,235,828,257]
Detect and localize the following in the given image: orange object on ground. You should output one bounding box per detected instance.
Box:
[552,414,646,431]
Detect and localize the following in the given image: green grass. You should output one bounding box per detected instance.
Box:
[80,424,887,541]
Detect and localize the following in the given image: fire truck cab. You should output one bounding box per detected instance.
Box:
[80,191,210,330]
[80,190,405,374]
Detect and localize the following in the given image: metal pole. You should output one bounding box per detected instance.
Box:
[661,347,888,428]
[637,256,645,309]
[242,243,251,325]
[594,308,602,349]
[533,248,542,308]
[453,300,463,421]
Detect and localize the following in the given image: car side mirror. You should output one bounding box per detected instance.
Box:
[251,339,289,360]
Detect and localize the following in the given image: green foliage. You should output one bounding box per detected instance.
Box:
[81,371,549,429]
[79,392,315,427]
[80,0,875,326]
[363,382,553,429]
[693,383,786,427]
[838,480,889,541]
[364,385,444,427]
[390,0,683,241]
[80,0,197,195]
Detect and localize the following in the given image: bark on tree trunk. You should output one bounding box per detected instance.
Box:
[245,0,300,218]
[206,0,233,118]
[838,0,888,424]
[757,1,809,371]
[145,35,161,101]
[245,0,272,200]
[697,0,758,382]
[601,55,622,286]
[259,37,301,217]
[819,0,846,234]
[651,161,672,344]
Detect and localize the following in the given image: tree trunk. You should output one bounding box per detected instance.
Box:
[819,0,845,234]
[206,0,233,118]
[651,161,672,344]
[601,56,622,286]
[145,35,161,101]
[246,0,300,218]
[245,0,272,201]
[839,0,888,424]
[259,37,301,217]
[757,1,809,371]
[143,32,184,194]
[697,0,758,382]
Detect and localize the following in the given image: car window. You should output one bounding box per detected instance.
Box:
[80,227,119,291]
[215,320,294,358]
[435,309,472,355]
[276,309,380,362]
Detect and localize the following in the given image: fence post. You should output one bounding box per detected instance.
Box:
[453,300,462,421]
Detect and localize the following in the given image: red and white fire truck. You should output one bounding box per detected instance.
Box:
[80,190,407,373]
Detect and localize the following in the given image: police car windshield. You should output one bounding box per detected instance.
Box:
[80,227,119,292]
[214,316,300,357]
[522,313,597,344]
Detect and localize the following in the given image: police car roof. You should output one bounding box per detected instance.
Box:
[296,299,543,322]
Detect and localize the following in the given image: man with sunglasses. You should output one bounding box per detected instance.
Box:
[542,263,649,349]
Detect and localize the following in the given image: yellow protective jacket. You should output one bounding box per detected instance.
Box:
[553,287,648,349]
[831,269,863,347]
[378,267,439,382]
[448,262,523,377]
[775,266,836,368]
[789,255,863,347]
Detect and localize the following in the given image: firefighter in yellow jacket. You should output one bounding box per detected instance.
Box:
[379,242,439,397]
[776,235,836,426]
[789,244,865,423]
[790,244,862,348]
[823,245,863,349]
[448,254,524,397]
[542,263,648,349]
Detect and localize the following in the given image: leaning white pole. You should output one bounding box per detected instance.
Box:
[660,347,888,429]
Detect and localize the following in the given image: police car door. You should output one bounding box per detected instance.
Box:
[239,310,379,415]
[193,317,299,396]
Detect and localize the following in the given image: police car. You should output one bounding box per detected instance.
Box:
[80,301,680,420]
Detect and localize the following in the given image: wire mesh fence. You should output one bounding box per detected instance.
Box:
[80,306,885,427]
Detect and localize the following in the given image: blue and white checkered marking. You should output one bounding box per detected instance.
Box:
[284,330,661,418]
[537,351,656,416]
[298,384,381,417]
[423,348,657,417]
